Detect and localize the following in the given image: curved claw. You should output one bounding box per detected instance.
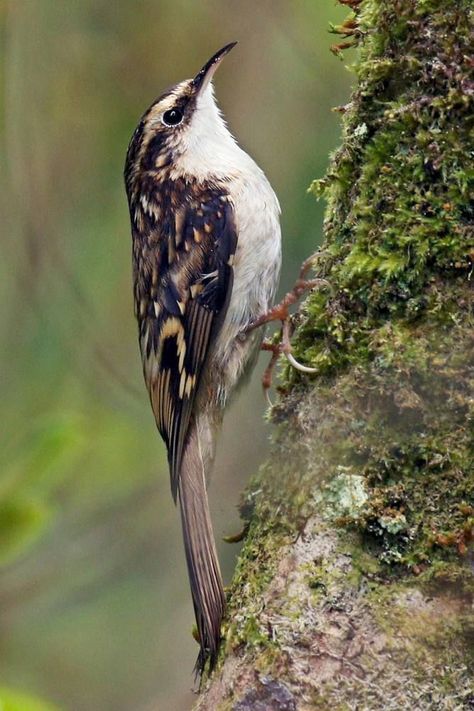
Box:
[285,351,318,374]
[264,387,274,408]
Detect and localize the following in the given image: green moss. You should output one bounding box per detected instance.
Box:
[299,0,473,377]
[222,463,295,653]
[349,545,381,578]
[277,0,474,577]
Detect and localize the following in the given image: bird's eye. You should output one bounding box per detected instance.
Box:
[162,108,183,127]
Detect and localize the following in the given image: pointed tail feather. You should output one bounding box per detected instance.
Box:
[177,423,226,673]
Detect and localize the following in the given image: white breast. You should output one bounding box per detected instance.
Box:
[227,166,281,329]
[170,82,282,389]
[208,156,281,389]
[176,84,281,324]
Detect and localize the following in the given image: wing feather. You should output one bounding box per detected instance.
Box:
[138,192,237,499]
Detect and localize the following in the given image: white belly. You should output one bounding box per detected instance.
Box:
[210,166,281,400]
[226,170,281,334]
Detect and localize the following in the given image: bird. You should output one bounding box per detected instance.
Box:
[124,42,281,673]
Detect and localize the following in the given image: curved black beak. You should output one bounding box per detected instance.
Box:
[191,42,237,96]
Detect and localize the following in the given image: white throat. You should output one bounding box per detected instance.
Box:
[171,84,253,182]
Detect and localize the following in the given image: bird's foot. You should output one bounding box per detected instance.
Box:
[260,320,318,396]
[260,339,284,400]
[247,253,329,393]
[247,253,328,333]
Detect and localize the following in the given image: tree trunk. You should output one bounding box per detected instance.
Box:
[196,1,474,708]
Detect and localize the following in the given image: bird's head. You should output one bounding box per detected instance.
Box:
[125,42,238,190]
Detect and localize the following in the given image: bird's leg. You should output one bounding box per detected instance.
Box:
[246,253,328,393]
[260,338,284,403]
[247,253,327,334]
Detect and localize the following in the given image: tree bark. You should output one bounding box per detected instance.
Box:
[196,1,474,708]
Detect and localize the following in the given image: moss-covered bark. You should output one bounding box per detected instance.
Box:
[196,1,473,708]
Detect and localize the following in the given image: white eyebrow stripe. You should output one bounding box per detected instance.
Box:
[148,81,191,122]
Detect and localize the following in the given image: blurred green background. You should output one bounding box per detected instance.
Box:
[0,1,351,709]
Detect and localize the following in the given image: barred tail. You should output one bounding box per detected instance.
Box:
[177,422,225,673]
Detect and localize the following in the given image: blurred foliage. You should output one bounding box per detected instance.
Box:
[0,498,51,568]
[0,688,59,711]
[0,1,350,709]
